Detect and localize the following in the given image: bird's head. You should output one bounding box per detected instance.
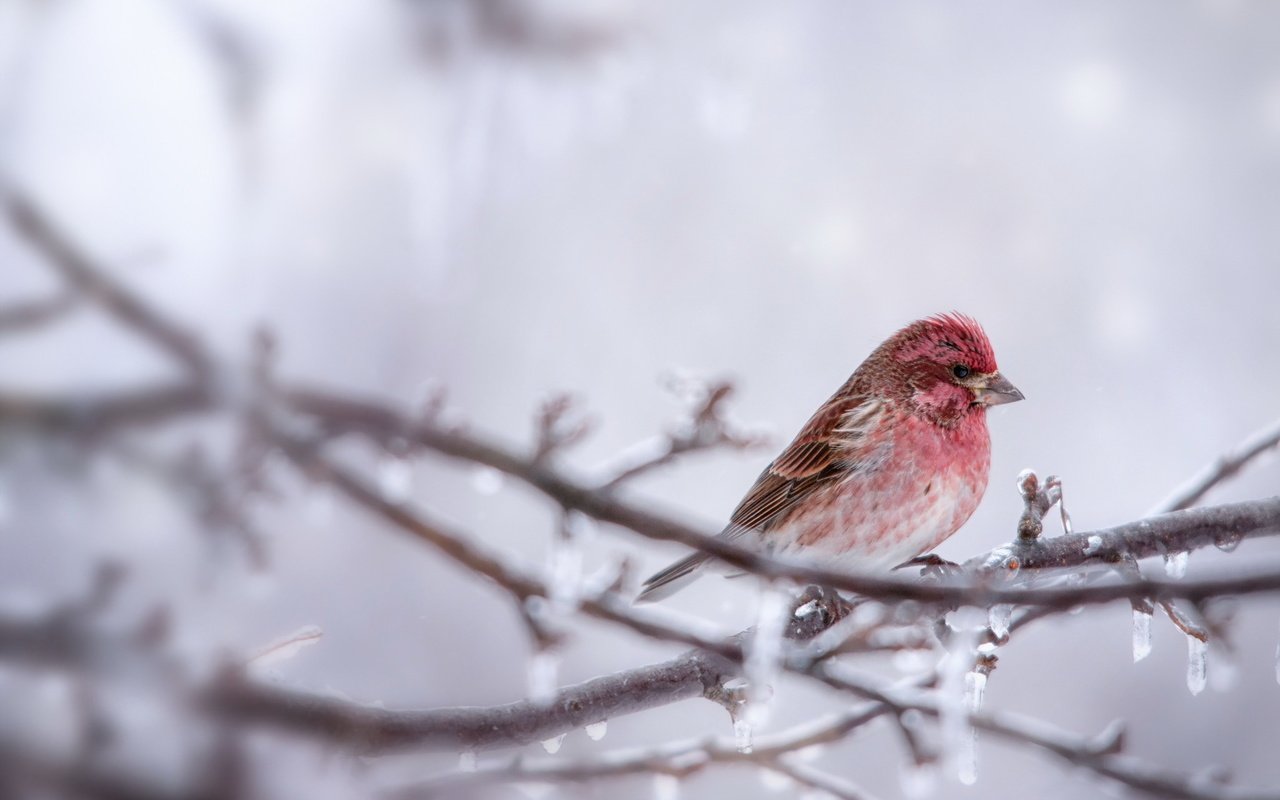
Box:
[880,313,1023,426]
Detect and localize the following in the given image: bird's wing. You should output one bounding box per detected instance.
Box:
[723,395,888,541]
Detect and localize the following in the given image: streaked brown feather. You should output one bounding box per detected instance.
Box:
[723,396,886,541]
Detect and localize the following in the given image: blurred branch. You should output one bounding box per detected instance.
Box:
[597,379,768,489]
[3,192,215,379]
[0,382,213,435]
[0,290,78,334]
[1154,418,1280,514]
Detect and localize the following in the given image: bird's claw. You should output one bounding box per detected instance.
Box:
[894,553,961,579]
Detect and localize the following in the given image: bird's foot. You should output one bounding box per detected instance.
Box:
[894,553,961,579]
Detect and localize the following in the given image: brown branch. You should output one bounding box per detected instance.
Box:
[0,382,213,435]
[208,652,728,754]
[0,290,78,334]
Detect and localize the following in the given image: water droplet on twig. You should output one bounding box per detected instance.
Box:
[585,720,607,741]
[540,733,566,754]
[471,466,504,495]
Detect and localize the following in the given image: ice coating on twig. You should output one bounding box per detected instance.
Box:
[1132,607,1152,662]
[1186,636,1207,695]
[1082,535,1103,556]
[458,750,477,772]
[585,720,607,741]
[248,624,324,668]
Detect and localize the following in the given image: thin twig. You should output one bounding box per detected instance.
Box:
[1154,418,1280,513]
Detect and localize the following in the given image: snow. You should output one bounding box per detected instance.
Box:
[1082,535,1103,556]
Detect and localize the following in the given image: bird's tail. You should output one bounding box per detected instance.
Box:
[635,552,710,603]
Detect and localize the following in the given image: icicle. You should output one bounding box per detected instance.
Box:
[1186,636,1207,695]
[760,768,794,792]
[988,605,1012,640]
[901,762,938,798]
[1275,619,1280,687]
[527,650,559,705]
[0,478,11,527]
[470,466,504,495]
[548,516,586,614]
[1164,551,1188,579]
[733,717,754,754]
[585,721,607,741]
[940,607,985,786]
[741,586,789,733]
[377,456,413,502]
[653,774,680,800]
[540,733,566,754]
[965,670,987,713]
[1209,647,1238,693]
[1132,607,1152,662]
[458,750,477,772]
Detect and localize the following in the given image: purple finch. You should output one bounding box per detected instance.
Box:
[637,313,1022,602]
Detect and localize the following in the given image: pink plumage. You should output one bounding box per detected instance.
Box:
[637,313,1023,602]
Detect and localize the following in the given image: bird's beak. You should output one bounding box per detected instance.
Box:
[973,372,1025,406]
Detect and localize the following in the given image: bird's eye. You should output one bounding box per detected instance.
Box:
[952,364,970,380]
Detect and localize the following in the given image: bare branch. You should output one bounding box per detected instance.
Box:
[0,290,78,334]
[597,379,767,489]
[3,192,215,378]
[1154,417,1280,513]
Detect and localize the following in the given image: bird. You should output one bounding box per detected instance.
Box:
[635,313,1023,603]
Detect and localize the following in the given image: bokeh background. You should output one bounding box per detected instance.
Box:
[2,1,1279,798]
